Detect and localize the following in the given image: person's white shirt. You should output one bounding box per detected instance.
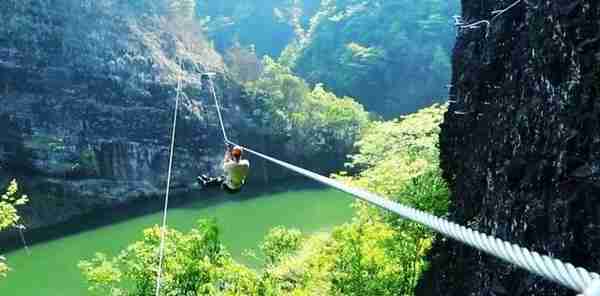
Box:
[222,159,250,189]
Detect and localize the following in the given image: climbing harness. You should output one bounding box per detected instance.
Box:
[154,71,183,296]
[205,75,600,295]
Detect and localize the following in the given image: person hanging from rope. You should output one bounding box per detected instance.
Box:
[198,144,250,194]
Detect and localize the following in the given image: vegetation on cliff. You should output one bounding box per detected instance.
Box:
[79,104,448,295]
[286,0,459,117]
[196,0,321,57]
[194,0,459,118]
[1,0,222,88]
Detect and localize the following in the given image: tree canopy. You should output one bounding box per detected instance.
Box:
[289,0,459,117]
[245,56,370,159]
[196,0,321,57]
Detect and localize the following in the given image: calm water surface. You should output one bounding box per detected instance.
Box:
[0,185,353,296]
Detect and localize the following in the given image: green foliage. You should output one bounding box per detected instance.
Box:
[81,105,449,295]
[224,43,262,82]
[0,180,28,231]
[348,104,446,172]
[278,40,303,68]
[291,0,460,117]
[246,57,369,157]
[260,227,303,265]
[78,253,123,296]
[263,104,449,295]
[197,0,321,57]
[329,214,430,296]
[0,180,29,279]
[0,258,7,281]
[330,104,449,294]
[343,43,386,69]
[79,219,262,296]
[260,233,336,295]
[76,147,98,176]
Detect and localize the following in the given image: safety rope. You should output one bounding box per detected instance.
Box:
[206,73,229,143]
[154,73,183,296]
[455,0,522,38]
[207,76,600,295]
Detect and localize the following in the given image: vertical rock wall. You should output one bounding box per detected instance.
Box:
[0,0,251,228]
[0,0,344,231]
[420,1,600,295]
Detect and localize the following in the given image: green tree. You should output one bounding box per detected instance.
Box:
[0,179,29,279]
[197,0,322,57]
[330,213,430,296]
[259,104,449,296]
[245,57,369,160]
[260,226,303,265]
[331,104,449,295]
[291,0,460,117]
[79,219,261,296]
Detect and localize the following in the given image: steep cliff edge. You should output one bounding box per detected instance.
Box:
[420,1,600,295]
[0,1,272,229]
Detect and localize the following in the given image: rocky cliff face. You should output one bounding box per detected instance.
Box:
[0,1,271,228]
[420,1,600,295]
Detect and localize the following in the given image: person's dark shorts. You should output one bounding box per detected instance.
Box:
[221,183,241,194]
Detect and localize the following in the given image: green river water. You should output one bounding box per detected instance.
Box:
[0,185,354,296]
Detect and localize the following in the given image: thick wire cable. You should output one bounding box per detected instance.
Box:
[455,0,522,37]
[154,75,182,296]
[208,77,600,295]
[230,141,600,294]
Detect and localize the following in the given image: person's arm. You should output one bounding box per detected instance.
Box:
[223,148,232,162]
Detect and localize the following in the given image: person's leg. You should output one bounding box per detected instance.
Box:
[198,174,212,183]
[198,175,224,188]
